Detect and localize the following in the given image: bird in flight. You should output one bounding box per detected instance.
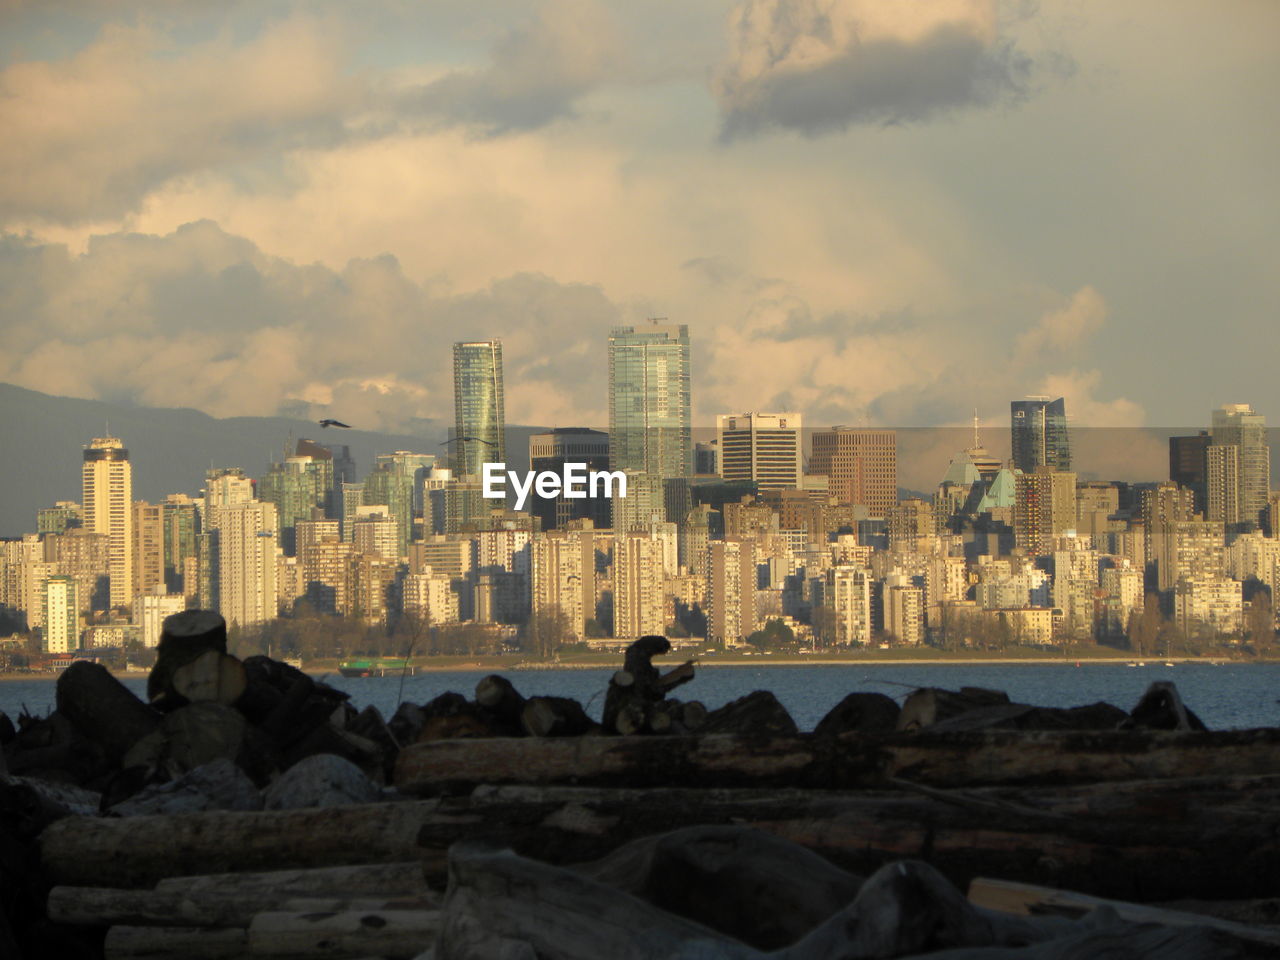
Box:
[441,436,494,445]
[319,419,352,429]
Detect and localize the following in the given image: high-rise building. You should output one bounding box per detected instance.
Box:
[452,340,506,477]
[608,321,692,481]
[1013,468,1077,557]
[217,501,279,629]
[716,413,802,491]
[258,455,332,555]
[1210,403,1270,532]
[527,428,611,530]
[1169,431,1210,513]
[612,531,666,638]
[42,575,79,653]
[707,538,757,645]
[808,427,897,517]
[131,501,165,599]
[1010,397,1070,473]
[82,437,134,609]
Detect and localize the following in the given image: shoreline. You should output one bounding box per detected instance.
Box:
[0,654,1259,680]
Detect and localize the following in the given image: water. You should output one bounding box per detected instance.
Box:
[4,661,1278,731]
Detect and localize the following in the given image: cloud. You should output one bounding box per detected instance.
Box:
[401,0,620,136]
[1013,285,1106,366]
[0,16,356,224]
[0,222,619,431]
[715,0,1034,138]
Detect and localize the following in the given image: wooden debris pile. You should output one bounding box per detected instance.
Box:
[6,622,1280,958]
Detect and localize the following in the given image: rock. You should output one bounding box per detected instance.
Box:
[109,758,263,816]
[263,754,380,810]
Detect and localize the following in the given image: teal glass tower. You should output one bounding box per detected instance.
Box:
[608,321,692,480]
[452,340,506,476]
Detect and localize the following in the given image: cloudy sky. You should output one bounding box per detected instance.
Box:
[1,0,1276,445]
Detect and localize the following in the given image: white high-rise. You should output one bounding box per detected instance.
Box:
[82,437,134,609]
[218,501,279,629]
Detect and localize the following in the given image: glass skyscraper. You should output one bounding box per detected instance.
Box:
[452,340,506,476]
[608,321,692,480]
[1010,396,1070,473]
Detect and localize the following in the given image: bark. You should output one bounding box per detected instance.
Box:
[155,861,430,901]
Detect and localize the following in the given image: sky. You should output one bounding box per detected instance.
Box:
[1,0,1277,457]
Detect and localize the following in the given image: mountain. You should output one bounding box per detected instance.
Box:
[0,383,543,539]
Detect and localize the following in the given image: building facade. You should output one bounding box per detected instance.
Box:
[82,437,134,608]
[1011,397,1070,473]
[452,340,507,477]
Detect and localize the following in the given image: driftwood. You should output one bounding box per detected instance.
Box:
[155,861,430,901]
[41,775,1280,902]
[1124,680,1209,732]
[122,702,277,786]
[394,728,1280,793]
[246,907,440,958]
[602,636,695,734]
[475,675,527,735]
[435,846,1097,960]
[813,692,900,737]
[968,877,1280,948]
[55,662,162,764]
[926,701,1129,733]
[103,925,247,959]
[701,691,798,738]
[520,697,597,738]
[147,610,229,709]
[897,686,1011,731]
[574,825,864,950]
[169,650,247,708]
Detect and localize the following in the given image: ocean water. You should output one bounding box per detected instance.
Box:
[4,660,1278,732]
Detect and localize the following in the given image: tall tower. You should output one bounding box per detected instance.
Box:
[82,437,134,609]
[1210,403,1269,531]
[608,321,692,480]
[808,427,897,517]
[1010,397,1070,473]
[452,340,506,477]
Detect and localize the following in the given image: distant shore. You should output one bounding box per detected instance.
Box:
[0,651,1261,680]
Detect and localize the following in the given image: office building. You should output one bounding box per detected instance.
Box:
[528,428,611,530]
[707,538,758,645]
[1210,403,1270,531]
[608,321,692,481]
[808,427,897,518]
[716,412,802,491]
[82,437,133,609]
[452,340,506,477]
[1013,468,1077,557]
[1010,397,1070,473]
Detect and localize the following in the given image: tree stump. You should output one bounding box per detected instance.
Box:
[814,692,900,737]
[602,636,696,734]
[148,610,229,710]
[55,661,162,765]
[700,691,798,738]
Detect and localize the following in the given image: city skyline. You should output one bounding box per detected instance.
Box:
[0,2,1276,439]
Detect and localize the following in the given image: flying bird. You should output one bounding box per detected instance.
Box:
[441,436,495,445]
[319,419,352,429]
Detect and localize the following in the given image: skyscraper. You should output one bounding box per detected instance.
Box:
[608,321,692,480]
[82,437,133,609]
[217,500,279,629]
[1010,397,1070,473]
[808,427,897,517]
[452,340,506,477]
[716,412,802,490]
[528,428,611,530]
[1210,403,1270,531]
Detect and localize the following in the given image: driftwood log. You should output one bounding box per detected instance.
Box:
[602,636,696,734]
[147,610,229,709]
[394,728,1280,793]
[39,774,1280,901]
[55,662,161,765]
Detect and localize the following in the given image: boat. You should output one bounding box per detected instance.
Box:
[338,657,418,678]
